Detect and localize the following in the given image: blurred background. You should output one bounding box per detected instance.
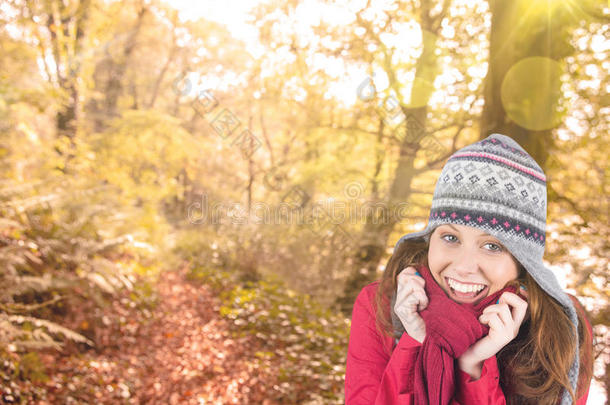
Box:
[0,0,607,403]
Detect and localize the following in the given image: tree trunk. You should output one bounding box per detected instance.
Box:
[334,0,449,316]
[334,104,429,315]
[480,0,574,168]
[42,0,92,167]
[90,6,148,132]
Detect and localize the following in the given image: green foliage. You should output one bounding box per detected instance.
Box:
[12,352,48,384]
[0,0,607,399]
[171,228,230,270]
[187,265,238,294]
[128,276,160,311]
[91,110,198,204]
[0,177,159,354]
[189,265,348,404]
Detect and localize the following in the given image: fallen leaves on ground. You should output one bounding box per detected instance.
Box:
[11,267,286,404]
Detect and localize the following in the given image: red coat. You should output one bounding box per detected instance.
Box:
[345,281,593,404]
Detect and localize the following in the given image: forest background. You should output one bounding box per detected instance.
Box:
[0,0,608,403]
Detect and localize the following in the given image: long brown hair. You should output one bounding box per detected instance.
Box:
[374,237,594,404]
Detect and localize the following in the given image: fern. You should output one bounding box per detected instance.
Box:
[9,274,74,295]
[1,314,94,349]
[0,178,137,356]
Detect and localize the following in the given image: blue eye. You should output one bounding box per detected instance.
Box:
[484,243,503,252]
[440,233,503,252]
[441,234,458,243]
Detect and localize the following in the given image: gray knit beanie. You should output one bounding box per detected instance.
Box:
[393,133,579,405]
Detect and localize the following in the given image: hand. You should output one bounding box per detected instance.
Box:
[458,286,528,378]
[394,266,428,343]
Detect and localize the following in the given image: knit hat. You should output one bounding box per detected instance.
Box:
[392,133,579,405]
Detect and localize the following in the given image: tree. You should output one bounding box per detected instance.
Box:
[87,2,149,131]
[479,0,602,165]
[10,0,94,165]
[329,0,489,315]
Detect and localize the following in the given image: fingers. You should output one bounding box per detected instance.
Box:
[396,267,426,304]
[396,268,425,300]
[482,304,511,328]
[498,291,528,327]
[401,266,420,276]
[395,284,428,312]
[395,267,429,343]
[397,276,425,292]
[411,290,429,312]
[481,312,504,331]
[481,291,528,331]
[397,267,425,288]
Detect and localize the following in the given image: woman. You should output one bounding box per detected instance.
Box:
[344,134,594,404]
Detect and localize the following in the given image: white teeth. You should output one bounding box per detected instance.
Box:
[448,278,486,294]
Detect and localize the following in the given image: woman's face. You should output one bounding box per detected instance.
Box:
[427,223,520,305]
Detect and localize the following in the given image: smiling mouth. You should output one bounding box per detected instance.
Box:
[445,277,489,302]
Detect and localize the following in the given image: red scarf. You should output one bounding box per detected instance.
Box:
[413,264,519,405]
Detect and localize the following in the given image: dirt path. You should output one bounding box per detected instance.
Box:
[23,268,280,404]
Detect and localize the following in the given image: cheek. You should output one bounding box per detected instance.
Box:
[427,241,441,268]
[486,262,519,286]
[426,242,446,280]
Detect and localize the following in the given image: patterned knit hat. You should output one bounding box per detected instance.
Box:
[393,133,579,405]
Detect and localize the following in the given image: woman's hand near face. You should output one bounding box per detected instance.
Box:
[394,266,428,343]
[458,287,529,378]
[478,288,529,352]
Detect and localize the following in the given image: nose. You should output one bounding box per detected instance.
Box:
[451,244,479,277]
